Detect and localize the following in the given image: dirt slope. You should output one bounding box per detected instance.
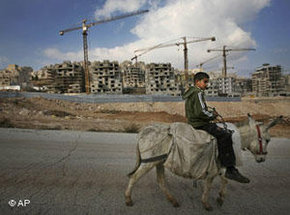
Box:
[0,96,289,137]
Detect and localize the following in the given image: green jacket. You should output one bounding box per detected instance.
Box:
[182,86,216,128]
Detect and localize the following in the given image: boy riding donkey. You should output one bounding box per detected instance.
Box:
[182,72,250,183]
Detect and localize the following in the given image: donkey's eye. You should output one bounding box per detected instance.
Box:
[266,139,270,143]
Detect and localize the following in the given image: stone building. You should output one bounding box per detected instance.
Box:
[145,63,181,96]
[235,78,252,96]
[204,71,251,97]
[217,76,236,96]
[36,61,84,93]
[205,78,219,97]
[89,60,122,94]
[122,63,145,88]
[252,64,284,96]
[0,64,32,89]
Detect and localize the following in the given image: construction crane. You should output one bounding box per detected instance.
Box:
[59,9,149,94]
[132,36,216,84]
[207,45,255,77]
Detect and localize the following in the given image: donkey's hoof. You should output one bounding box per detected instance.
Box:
[216,197,224,206]
[168,198,180,207]
[172,201,180,208]
[125,200,133,207]
[203,203,213,211]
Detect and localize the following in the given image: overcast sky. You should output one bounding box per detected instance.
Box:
[0,0,289,77]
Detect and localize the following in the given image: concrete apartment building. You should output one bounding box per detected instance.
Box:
[204,71,252,97]
[252,64,284,96]
[34,61,84,93]
[145,63,181,96]
[283,74,290,92]
[205,79,219,97]
[217,77,237,96]
[90,60,122,94]
[121,61,146,89]
[235,78,252,96]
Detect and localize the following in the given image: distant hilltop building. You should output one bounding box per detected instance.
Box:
[0,64,32,90]
[252,64,285,96]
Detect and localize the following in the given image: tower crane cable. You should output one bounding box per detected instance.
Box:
[196,54,221,68]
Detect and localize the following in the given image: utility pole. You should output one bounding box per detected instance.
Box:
[208,45,255,77]
[59,9,149,94]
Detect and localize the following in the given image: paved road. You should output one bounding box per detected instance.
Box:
[0,128,289,215]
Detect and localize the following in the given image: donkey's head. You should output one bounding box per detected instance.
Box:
[243,114,283,163]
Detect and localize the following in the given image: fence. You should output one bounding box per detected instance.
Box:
[0,92,241,103]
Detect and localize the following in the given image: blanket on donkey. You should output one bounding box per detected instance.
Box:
[164,122,219,179]
[137,122,219,179]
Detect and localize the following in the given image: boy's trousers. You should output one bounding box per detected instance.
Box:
[196,123,236,167]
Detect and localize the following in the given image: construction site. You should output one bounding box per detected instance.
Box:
[1,9,289,97]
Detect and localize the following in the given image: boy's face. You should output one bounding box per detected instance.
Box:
[195,78,209,90]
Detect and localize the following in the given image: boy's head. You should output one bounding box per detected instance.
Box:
[194,72,209,90]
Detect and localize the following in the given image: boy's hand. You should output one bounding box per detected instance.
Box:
[213,110,219,119]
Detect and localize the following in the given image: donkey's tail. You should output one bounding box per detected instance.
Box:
[127,143,141,177]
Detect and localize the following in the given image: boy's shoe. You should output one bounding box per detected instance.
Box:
[225,167,250,183]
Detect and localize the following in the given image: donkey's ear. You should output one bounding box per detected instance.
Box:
[247,113,256,127]
[266,116,283,131]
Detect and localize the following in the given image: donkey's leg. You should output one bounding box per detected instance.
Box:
[201,176,215,211]
[156,164,180,207]
[125,162,157,206]
[216,175,228,206]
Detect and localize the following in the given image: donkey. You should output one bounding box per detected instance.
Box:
[125,114,283,211]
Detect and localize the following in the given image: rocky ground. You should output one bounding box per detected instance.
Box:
[0,96,289,138]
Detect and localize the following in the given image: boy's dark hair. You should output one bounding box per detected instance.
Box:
[194,72,209,83]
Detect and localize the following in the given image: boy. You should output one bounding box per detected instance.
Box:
[182,72,250,183]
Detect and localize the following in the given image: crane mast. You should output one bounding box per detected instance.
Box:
[183,37,188,81]
[133,36,215,85]
[59,9,149,94]
[207,45,255,77]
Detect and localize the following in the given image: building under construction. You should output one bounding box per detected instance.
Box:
[252,64,284,96]
[120,61,146,94]
[89,60,122,94]
[145,63,181,96]
[37,61,84,93]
